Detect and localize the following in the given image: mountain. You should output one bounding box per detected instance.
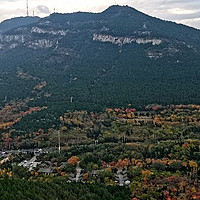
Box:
[1,5,200,131]
[0,16,40,35]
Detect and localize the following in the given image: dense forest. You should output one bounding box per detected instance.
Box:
[1,105,200,199]
[0,179,131,200]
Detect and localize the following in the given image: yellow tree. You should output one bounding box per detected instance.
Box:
[189,161,198,175]
[141,170,153,183]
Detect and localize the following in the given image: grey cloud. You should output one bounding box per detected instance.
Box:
[162,12,200,21]
[36,5,51,14]
[123,0,200,28]
[0,0,18,1]
[0,8,25,22]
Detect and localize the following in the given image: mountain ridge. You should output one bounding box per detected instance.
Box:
[0,5,200,131]
[0,16,40,35]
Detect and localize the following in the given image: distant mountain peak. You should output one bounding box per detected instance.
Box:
[102,5,138,14]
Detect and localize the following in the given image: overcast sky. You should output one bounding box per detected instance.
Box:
[0,0,200,29]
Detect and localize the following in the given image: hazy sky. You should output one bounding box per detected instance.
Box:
[0,0,200,29]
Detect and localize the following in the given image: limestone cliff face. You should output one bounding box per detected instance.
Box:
[0,35,26,43]
[27,39,55,49]
[0,26,67,50]
[0,34,26,50]
[0,33,56,50]
[31,27,69,36]
[93,34,162,46]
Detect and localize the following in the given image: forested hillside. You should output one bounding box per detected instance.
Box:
[0,5,200,130]
[0,16,40,35]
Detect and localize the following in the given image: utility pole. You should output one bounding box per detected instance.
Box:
[122,134,126,143]
[69,74,72,84]
[58,130,61,154]
[26,0,29,16]
[95,140,98,145]
[4,96,7,103]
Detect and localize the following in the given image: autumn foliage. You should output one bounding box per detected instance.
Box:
[67,156,79,166]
